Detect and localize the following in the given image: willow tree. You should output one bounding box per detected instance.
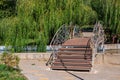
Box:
[0,0,97,52]
[32,0,97,43]
[91,0,120,34]
[0,0,16,19]
[0,0,16,45]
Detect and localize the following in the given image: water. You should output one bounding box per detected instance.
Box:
[0,46,52,53]
[0,46,6,53]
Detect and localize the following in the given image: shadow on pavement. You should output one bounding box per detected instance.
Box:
[66,71,84,80]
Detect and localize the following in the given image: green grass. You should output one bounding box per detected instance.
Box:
[0,64,27,80]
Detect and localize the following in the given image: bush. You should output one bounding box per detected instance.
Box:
[0,53,27,80]
[0,52,20,68]
[0,64,27,80]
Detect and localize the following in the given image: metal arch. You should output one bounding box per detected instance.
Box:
[50,24,81,52]
[46,24,81,66]
[46,22,105,66]
[92,22,105,53]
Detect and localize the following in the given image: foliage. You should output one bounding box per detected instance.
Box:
[0,64,27,80]
[0,0,97,52]
[0,0,120,52]
[91,0,120,34]
[0,0,16,19]
[91,0,120,43]
[0,52,20,68]
[0,52,26,80]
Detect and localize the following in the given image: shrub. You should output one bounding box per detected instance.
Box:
[0,52,20,68]
[0,64,27,80]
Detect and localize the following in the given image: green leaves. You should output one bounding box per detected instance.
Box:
[91,0,120,34]
[1,0,119,52]
[0,0,98,52]
[0,0,16,19]
[0,64,27,80]
[0,52,20,68]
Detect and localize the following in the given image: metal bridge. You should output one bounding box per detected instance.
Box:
[46,22,104,71]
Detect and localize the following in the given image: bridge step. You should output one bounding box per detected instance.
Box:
[58,51,92,55]
[59,48,92,51]
[62,38,90,46]
[52,62,92,66]
[54,59,92,62]
[57,55,92,59]
[51,65,91,71]
[51,38,92,71]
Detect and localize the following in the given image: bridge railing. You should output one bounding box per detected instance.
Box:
[46,22,105,66]
[46,24,81,66]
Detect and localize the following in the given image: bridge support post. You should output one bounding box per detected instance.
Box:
[91,48,96,72]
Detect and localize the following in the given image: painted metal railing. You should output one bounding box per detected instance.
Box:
[92,22,105,53]
[46,22,105,66]
[46,23,81,66]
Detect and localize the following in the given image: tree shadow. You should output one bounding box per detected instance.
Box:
[65,70,84,80]
[58,59,85,80]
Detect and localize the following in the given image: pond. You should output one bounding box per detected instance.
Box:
[0,46,52,53]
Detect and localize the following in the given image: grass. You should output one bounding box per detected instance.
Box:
[0,64,27,80]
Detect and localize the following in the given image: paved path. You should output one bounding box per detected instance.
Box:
[19,60,120,80]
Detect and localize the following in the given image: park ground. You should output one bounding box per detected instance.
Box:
[19,60,120,80]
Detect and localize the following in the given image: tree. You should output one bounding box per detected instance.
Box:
[0,0,16,19]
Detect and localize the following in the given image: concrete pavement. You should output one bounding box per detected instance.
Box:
[19,60,120,80]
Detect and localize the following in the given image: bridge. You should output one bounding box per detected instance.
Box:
[46,22,104,71]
